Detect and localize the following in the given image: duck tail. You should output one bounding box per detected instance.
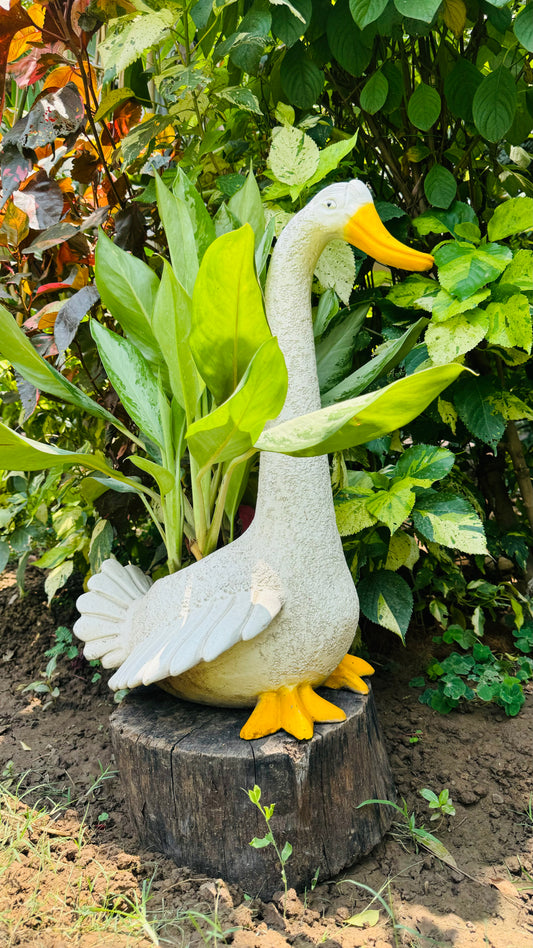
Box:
[73,558,152,670]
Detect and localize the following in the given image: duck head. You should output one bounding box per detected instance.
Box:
[305,179,434,272]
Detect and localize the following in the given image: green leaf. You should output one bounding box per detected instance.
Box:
[358,569,413,640]
[412,490,487,554]
[268,125,319,187]
[434,242,512,301]
[216,86,262,114]
[271,0,312,46]
[129,456,175,496]
[366,482,416,532]
[228,169,265,241]
[350,0,388,29]
[0,303,118,428]
[280,41,324,110]
[487,197,533,241]
[514,2,533,52]
[0,421,145,493]
[485,294,532,353]
[0,540,9,572]
[255,364,466,456]
[89,520,114,574]
[345,909,380,928]
[153,262,204,423]
[172,167,216,263]
[316,305,367,394]
[394,0,441,22]
[472,66,517,142]
[425,309,489,364]
[186,337,288,468]
[155,175,198,297]
[190,224,272,405]
[431,288,490,323]
[424,165,457,209]
[315,241,356,306]
[229,9,271,74]
[44,560,74,604]
[386,277,439,309]
[98,10,174,74]
[91,321,166,448]
[385,532,420,571]
[413,201,477,238]
[501,250,533,291]
[327,4,373,77]
[334,483,376,536]
[322,318,428,404]
[408,83,442,131]
[93,88,136,122]
[394,444,455,486]
[360,71,389,114]
[452,374,506,448]
[266,132,358,202]
[444,58,483,124]
[95,230,161,364]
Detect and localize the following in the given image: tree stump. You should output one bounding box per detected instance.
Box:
[110,685,395,898]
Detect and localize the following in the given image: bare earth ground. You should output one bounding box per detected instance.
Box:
[0,567,532,948]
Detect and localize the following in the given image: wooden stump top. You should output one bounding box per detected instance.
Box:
[110,684,395,898]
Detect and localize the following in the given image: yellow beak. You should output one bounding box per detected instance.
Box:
[344,203,434,272]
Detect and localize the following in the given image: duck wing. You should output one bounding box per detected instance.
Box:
[108,586,283,691]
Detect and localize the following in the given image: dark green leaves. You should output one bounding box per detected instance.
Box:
[327,3,373,77]
[434,241,511,300]
[444,59,483,123]
[360,71,389,114]
[472,67,517,142]
[408,83,441,131]
[349,0,389,29]
[394,0,442,23]
[452,375,506,448]
[272,0,312,46]
[514,3,533,52]
[280,42,325,110]
[412,490,487,554]
[358,569,413,640]
[424,165,457,209]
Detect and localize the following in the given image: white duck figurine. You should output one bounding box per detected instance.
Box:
[74,180,433,741]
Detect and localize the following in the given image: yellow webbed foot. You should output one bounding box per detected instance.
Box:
[323,654,374,694]
[240,683,346,741]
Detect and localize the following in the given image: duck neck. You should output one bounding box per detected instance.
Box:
[253,218,338,542]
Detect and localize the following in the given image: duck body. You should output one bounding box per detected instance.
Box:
[74,180,433,739]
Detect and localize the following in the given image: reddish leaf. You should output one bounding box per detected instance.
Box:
[0,1,33,116]
[7,46,65,87]
[1,199,29,246]
[71,146,100,183]
[24,205,108,255]
[12,170,64,230]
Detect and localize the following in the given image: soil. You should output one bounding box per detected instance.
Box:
[0,567,532,948]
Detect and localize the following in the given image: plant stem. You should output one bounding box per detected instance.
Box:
[505,421,533,536]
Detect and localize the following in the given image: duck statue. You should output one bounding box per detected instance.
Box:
[74,180,434,741]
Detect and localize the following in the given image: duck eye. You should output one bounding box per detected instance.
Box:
[324,199,336,210]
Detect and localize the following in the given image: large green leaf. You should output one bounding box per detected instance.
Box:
[95,230,161,363]
[360,71,389,114]
[434,242,511,300]
[514,3,533,52]
[358,569,413,640]
[452,375,505,448]
[280,41,325,110]
[366,482,416,533]
[173,167,216,262]
[349,0,388,29]
[0,303,118,427]
[90,321,166,448]
[412,490,487,554]
[425,309,489,364]
[227,168,265,241]
[394,0,441,23]
[472,66,517,142]
[186,337,288,468]
[408,83,442,131]
[444,58,483,124]
[327,3,373,77]
[316,305,367,394]
[255,364,466,456]
[413,201,478,238]
[394,444,455,486]
[487,197,533,241]
[271,0,312,46]
[485,294,532,353]
[424,164,457,209]
[322,318,428,404]
[190,224,271,404]
[0,420,144,492]
[152,262,204,423]
[155,174,198,296]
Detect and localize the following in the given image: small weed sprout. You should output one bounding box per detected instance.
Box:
[420,787,456,821]
[246,785,292,915]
